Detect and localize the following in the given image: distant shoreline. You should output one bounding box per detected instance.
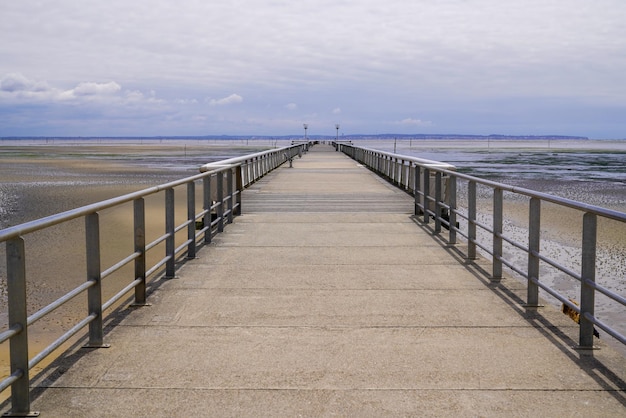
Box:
[0,134,607,141]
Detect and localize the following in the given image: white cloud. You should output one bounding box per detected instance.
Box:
[397,118,432,126]
[332,108,341,114]
[0,73,168,114]
[0,73,54,99]
[72,81,121,96]
[1,73,35,92]
[175,98,199,105]
[208,94,243,106]
[126,90,147,101]
[285,103,297,110]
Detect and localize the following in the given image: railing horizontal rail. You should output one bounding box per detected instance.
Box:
[102,279,143,312]
[101,252,141,280]
[585,313,626,345]
[145,257,169,278]
[29,314,97,370]
[449,170,625,222]
[27,280,95,327]
[0,371,22,394]
[0,327,20,347]
[146,233,169,252]
[534,251,581,282]
[0,174,204,242]
[530,276,570,306]
[585,279,626,306]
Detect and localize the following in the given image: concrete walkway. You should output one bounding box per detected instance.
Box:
[11,145,626,416]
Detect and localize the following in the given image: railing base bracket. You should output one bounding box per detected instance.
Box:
[81,343,111,349]
[129,303,152,308]
[2,412,40,417]
[574,345,600,351]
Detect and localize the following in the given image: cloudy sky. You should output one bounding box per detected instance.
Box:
[1,0,625,138]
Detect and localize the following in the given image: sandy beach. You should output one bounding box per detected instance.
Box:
[1,139,625,386]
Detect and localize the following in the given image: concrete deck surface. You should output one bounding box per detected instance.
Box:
[5,144,625,417]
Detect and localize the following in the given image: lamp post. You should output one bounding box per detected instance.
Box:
[335,124,340,141]
[303,123,308,141]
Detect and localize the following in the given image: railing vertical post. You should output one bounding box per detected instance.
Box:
[468,181,477,259]
[6,237,38,417]
[579,212,597,349]
[382,155,387,178]
[133,198,147,305]
[235,165,243,216]
[423,168,430,224]
[403,161,409,190]
[85,212,106,347]
[414,164,421,216]
[492,188,503,281]
[527,197,541,307]
[216,171,224,233]
[379,153,384,175]
[393,158,398,184]
[203,174,212,244]
[448,174,457,244]
[187,181,196,259]
[434,171,442,234]
[244,161,250,186]
[165,188,176,278]
[227,168,234,224]
[397,159,401,185]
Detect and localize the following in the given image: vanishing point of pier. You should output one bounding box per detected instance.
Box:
[1,144,625,416]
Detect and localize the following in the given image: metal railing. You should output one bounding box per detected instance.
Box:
[337,143,626,350]
[0,144,306,416]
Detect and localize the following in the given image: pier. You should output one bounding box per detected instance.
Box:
[1,144,625,416]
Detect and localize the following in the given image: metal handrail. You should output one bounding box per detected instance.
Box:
[0,143,307,416]
[337,143,625,351]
